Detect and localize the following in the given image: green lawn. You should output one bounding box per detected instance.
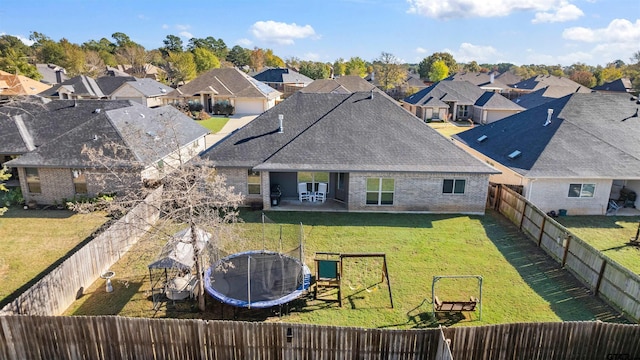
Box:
[0,208,108,305]
[196,117,229,133]
[428,121,470,138]
[63,210,628,328]
[554,215,640,274]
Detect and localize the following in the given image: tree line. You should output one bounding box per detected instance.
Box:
[0,31,638,90]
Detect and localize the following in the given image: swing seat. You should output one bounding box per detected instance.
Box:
[434,296,478,312]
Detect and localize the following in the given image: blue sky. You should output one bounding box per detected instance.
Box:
[1,0,638,67]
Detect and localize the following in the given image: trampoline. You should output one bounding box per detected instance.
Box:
[204,250,311,308]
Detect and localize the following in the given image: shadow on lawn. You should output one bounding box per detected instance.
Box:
[68,278,143,316]
[483,210,629,323]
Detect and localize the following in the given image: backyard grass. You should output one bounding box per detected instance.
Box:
[554,215,640,274]
[196,116,229,133]
[428,121,470,138]
[63,210,629,328]
[0,207,108,305]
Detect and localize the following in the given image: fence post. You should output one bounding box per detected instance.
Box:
[537,216,546,247]
[519,201,527,230]
[561,235,572,267]
[494,184,502,211]
[594,259,607,296]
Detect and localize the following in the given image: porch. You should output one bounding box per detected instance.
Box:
[270,197,347,212]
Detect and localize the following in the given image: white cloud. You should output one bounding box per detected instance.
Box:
[137,14,149,20]
[407,0,561,19]
[302,52,320,61]
[179,31,193,39]
[176,24,191,31]
[237,38,253,47]
[250,20,317,45]
[450,42,501,63]
[532,3,583,23]
[415,47,428,54]
[563,18,640,43]
[162,24,169,29]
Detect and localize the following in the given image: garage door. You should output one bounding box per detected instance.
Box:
[235,100,264,115]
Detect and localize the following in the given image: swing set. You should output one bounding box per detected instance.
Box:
[432,275,483,321]
[314,252,393,308]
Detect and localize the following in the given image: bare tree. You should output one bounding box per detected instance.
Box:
[73,109,244,311]
[115,45,150,78]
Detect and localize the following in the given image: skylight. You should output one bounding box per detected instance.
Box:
[508,150,522,159]
[477,135,488,142]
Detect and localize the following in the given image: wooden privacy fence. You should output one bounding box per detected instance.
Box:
[0,316,451,360]
[491,184,640,322]
[0,187,163,316]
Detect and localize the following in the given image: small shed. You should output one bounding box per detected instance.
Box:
[148,227,211,308]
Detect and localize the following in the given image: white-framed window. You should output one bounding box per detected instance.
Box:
[457,105,469,118]
[72,169,87,194]
[25,168,41,194]
[568,183,595,198]
[443,179,466,194]
[248,170,261,195]
[366,178,394,205]
[298,172,329,192]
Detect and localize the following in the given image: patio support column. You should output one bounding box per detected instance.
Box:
[262,171,271,210]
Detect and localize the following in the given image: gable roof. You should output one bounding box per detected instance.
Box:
[38,75,106,98]
[202,91,496,174]
[0,70,52,96]
[454,92,640,178]
[512,86,592,109]
[510,75,588,92]
[165,67,281,100]
[475,92,524,110]
[592,78,633,93]
[446,71,515,90]
[2,99,208,168]
[36,64,69,85]
[300,76,377,94]
[251,68,313,85]
[112,77,173,97]
[403,80,486,106]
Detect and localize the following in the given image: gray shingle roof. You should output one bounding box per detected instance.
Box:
[39,75,106,98]
[36,63,68,85]
[403,80,486,106]
[454,92,640,178]
[2,99,208,168]
[510,75,588,92]
[300,76,377,93]
[592,78,633,93]
[165,67,281,100]
[202,92,496,174]
[475,92,524,110]
[95,76,136,95]
[512,86,592,109]
[252,68,313,85]
[115,78,174,97]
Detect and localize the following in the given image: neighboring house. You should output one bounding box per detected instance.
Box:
[445,71,520,93]
[592,78,634,94]
[453,92,640,215]
[36,64,68,85]
[512,86,592,109]
[509,75,589,97]
[163,67,282,115]
[1,98,209,205]
[402,80,523,124]
[201,91,498,213]
[301,76,379,94]
[0,70,52,97]
[366,72,428,100]
[251,68,313,98]
[38,75,171,107]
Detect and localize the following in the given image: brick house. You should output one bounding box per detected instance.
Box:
[2,98,209,205]
[201,91,498,213]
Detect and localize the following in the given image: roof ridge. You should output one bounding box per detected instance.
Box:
[214,75,234,96]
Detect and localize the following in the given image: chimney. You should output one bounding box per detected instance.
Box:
[278,114,284,134]
[544,108,553,126]
[371,72,375,82]
[490,73,495,84]
[55,70,62,84]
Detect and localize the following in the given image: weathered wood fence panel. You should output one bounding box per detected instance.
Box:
[0,316,448,360]
[0,187,163,316]
[443,321,640,360]
[492,184,640,322]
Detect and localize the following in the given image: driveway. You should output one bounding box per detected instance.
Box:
[205,115,257,148]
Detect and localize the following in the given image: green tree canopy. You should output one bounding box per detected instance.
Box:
[162,35,184,55]
[188,37,228,60]
[264,49,285,68]
[333,58,346,77]
[464,61,481,72]
[167,51,196,84]
[345,56,367,77]
[428,60,449,82]
[418,52,457,79]
[226,45,250,67]
[298,61,331,80]
[193,47,220,74]
[372,52,406,90]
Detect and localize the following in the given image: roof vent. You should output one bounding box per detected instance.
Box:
[140,113,145,118]
[94,108,101,114]
[544,108,553,126]
[278,114,284,134]
[161,88,167,93]
[477,135,488,142]
[508,150,522,159]
[93,134,99,141]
